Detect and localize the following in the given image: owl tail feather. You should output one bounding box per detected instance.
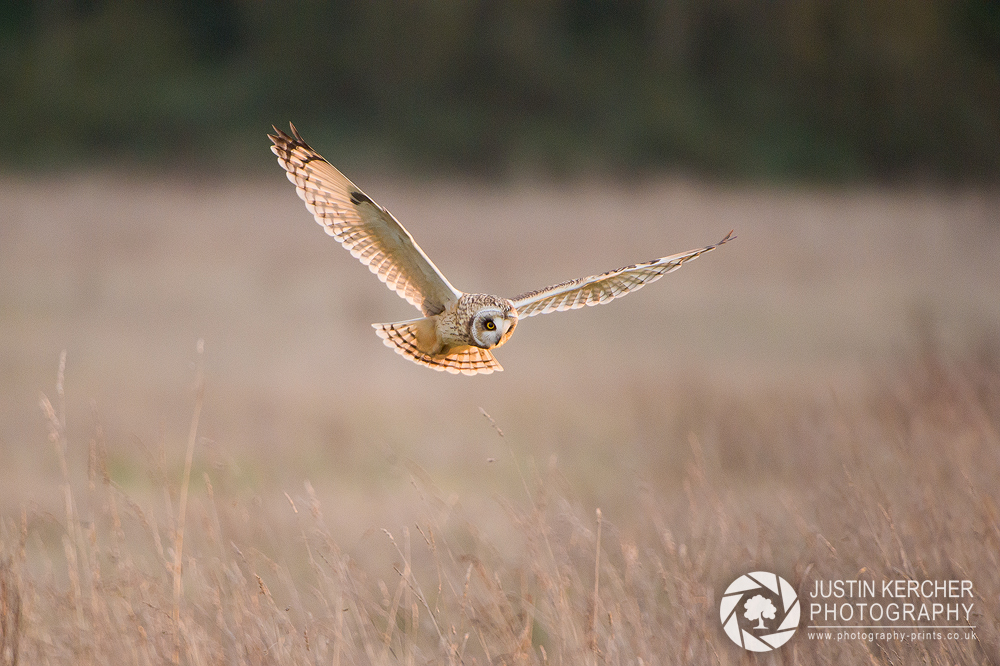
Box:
[373,320,502,376]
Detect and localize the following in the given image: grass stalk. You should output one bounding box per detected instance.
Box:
[172,339,205,664]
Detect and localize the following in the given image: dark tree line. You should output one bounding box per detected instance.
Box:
[2,0,999,180]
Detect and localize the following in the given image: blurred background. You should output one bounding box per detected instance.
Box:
[2,2,1000,661]
[3,0,1000,503]
[3,0,1000,511]
[3,0,1000,180]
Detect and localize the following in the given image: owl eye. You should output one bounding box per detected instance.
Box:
[484,320,497,331]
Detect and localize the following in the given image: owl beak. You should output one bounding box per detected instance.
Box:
[502,319,512,335]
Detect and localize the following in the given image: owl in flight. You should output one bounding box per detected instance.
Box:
[269,124,733,375]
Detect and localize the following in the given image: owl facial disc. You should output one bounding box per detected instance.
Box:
[471,308,509,349]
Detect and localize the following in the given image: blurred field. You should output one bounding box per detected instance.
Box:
[1,175,999,662]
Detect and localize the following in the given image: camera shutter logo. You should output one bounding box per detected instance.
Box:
[720,572,800,651]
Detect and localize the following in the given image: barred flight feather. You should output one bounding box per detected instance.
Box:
[374,321,502,376]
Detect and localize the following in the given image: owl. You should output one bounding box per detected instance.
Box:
[270,124,733,375]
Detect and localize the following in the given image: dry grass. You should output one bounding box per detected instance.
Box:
[1,176,999,663]
[0,344,996,664]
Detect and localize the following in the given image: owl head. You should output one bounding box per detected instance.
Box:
[470,305,518,349]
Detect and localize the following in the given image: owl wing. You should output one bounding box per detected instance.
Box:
[511,230,734,318]
[269,124,462,316]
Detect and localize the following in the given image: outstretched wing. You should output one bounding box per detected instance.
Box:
[269,124,462,316]
[511,231,734,318]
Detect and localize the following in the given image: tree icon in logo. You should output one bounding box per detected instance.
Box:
[720,572,799,652]
[744,594,777,630]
